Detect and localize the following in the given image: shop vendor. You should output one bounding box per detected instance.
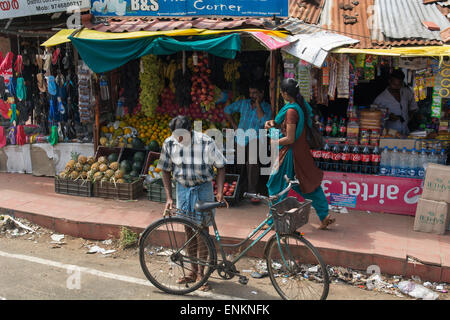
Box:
[224,81,272,203]
[373,70,418,135]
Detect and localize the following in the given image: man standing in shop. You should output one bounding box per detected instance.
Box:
[224,81,272,204]
[373,70,418,135]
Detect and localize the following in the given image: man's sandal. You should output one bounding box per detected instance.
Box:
[176,273,197,284]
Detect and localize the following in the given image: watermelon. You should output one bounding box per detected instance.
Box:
[133,152,145,162]
[131,137,145,150]
[129,170,139,178]
[108,153,119,163]
[132,161,143,172]
[148,140,160,152]
[120,160,132,173]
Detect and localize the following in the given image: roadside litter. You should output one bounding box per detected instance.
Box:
[86,245,116,255]
[0,215,35,237]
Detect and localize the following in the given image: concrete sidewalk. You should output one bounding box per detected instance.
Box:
[0,173,449,283]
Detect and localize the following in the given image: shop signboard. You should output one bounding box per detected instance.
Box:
[289,172,423,216]
[90,0,288,17]
[0,0,91,19]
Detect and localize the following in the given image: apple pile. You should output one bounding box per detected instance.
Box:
[212,180,237,197]
[157,87,180,117]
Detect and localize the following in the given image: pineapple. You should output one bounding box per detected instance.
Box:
[98,156,108,165]
[105,169,115,178]
[78,155,87,164]
[109,162,119,171]
[83,164,91,172]
[99,164,108,172]
[114,170,124,180]
[87,156,95,165]
[75,162,83,172]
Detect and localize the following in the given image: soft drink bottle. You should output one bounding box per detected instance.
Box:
[312,148,322,167]
[341,141,351,173]
[351,145,361,173]
[371,144,380,175]
[339,117,347,138]
[331,116,339,137]
[398,147,409,177]
[418,148,428,178]
[321,140,331,171]
[331,142,342,172]
[390,147,400,176]
[380,147,391,176]
[361,143,371,174]
[325,118,332,137]
[408,148,419,178]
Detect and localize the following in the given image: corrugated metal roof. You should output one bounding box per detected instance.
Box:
[83,16,275,33]
[321,0,375,48]
[288,0,325,24]
[375,0,450,41]
[277,17,322,34]
[320,0,449,48]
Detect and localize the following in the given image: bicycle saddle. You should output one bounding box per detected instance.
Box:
[194,201,224,212]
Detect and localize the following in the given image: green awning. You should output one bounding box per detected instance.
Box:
[69,33,241,73]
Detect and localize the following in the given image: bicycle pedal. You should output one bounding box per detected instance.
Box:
[238,276,249,285]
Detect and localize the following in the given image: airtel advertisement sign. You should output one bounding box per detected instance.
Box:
[289,172,423,216]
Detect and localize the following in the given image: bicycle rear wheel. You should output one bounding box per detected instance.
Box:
[266,233,329,300]
[139,217,217,295]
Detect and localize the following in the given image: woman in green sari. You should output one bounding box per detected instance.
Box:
[266,79,335,230]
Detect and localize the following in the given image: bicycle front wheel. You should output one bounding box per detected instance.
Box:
[266,233,329,300]
[139,217,217,295]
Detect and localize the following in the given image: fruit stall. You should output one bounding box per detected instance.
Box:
[282,50,449,216]
[41,25,290,203]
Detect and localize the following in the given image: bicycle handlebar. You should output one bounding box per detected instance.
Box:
[244,176,300,202]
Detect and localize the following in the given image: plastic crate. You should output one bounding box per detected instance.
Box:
[55,177,93,197]
[147,179,176,203]
[94,146,123,163]
[212,174,241,206]
[271,197,312,234]
[119,148,148,175]
[93,179,144,200]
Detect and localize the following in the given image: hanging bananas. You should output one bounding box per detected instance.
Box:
[224,60,241,82]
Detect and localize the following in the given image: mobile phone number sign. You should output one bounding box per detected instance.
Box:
[0,0,90,19]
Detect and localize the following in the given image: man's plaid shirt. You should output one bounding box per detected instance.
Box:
[157,130,226,187]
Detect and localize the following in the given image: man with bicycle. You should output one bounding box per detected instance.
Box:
[157,115,226,292]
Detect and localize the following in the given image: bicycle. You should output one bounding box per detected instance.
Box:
[139,175,329,300]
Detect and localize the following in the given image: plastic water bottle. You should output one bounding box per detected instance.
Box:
[380,147,391,176]
[429,149,438,165]
[398,147,409,177]
[408,148,419,178]
[390,147,400,176]
[438,149,447,165]
[418,149,428,178]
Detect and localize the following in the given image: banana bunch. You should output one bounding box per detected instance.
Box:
[224,60,241,82]
[163,60,179,92]
[139,55,164,117]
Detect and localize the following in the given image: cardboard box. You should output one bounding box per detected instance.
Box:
[379,138,416,150]
[414,198,449,235]
[422,163,450,202]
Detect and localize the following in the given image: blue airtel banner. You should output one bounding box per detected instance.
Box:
[91,0,288,17]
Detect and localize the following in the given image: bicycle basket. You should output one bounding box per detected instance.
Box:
[271,197,312,234]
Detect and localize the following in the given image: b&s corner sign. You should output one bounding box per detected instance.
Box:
[91,0,288,17]
[0,0,91,19]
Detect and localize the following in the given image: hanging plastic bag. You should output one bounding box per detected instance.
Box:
[0,126,6,148]
[16,77,26,101]
[48,125,58,146]
[7,126,16,145]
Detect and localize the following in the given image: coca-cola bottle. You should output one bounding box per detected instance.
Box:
[325,117,333,137]
[311,148,322,168]
[339,117,347,138]
[331,142,341,172]
[351,145,361,173]
[371,144,380,175]
[321,140,331,171]
[361,143,371,174]
[341,141,351,172]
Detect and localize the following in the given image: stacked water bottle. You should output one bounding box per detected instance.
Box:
[380,146,447,178]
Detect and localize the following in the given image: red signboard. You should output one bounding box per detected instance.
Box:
[289,172,424,216]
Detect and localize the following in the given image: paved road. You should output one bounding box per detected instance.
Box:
[0,234,409,301]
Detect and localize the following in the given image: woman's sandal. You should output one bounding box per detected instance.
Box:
[318,216,336,230]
